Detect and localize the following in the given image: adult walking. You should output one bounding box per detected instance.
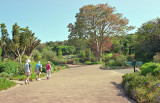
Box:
[35,61,42,80]
[25,59,32,84]
[46,61,52,79]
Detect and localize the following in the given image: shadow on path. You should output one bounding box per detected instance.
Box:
[111,82,136,103]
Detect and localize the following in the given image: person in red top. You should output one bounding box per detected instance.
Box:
[46,61,52,79]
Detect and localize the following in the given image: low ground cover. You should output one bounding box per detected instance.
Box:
[102,53,131,69]
[0,78,16,90]
[122,62,160,103]
[84,61,102,65]
[11,72,46,80]
[0,61,68,91]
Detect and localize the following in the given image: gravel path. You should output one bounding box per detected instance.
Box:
[0,64,135,103]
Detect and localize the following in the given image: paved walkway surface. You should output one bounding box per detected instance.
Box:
[0,65,135,103]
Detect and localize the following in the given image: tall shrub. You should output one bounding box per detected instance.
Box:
[153,52,160,63]
[140,62,160,75]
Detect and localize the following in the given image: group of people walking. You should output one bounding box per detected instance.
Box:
[25,59,52,84]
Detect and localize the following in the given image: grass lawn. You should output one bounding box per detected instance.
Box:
[0,78,16,91]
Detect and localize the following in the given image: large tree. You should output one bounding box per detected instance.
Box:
[25,32,41,57]
[134,18,160,62]
[10,23,26,62]
[68,3,134,61]
[9,23,41,62]
[0,23,9,61]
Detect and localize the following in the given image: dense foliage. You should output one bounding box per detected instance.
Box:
[103,53,127,68]
[134,18,160,62]
[122,63,160,103]
[0,78,16,90]
[68,3,134,62]
[140,62,160,76]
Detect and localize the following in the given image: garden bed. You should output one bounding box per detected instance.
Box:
[122,62,160,103]
[100,66,128,70]
[0,78,16,91]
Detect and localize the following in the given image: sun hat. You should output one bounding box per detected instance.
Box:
[26,59,31,63]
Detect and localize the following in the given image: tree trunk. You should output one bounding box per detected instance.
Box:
[19,55,22,63]
[1,57,4,62]
[96,41,102,62]
[98,50,102,62]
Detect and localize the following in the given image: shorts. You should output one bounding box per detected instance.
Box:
[37,70,40,74]
[46,70,51,77]
[25,72,30,76]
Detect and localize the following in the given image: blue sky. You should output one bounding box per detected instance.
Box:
[0,0,160,43]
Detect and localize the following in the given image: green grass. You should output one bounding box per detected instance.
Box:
[12,72,46,80]
[0,78,16,91]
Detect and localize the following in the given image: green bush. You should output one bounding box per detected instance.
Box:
[58,50,62,56]
[18,63,25,75]
[32,50,41,62]
[139,63,151,70]
[153,52,160,63]
[115,54,127,66]
[0,72,13,79]
[0,78,16,90]
[0,62,19,75]
[104,53,127,67]
[42,50,57,61]
[79,50,86,63]
[140,62,160,75]
[102,53,112,62]
[106,60,117,66]
[85,61,102,65]
[122,72,160,103]
[50,57,66,65]
[85,61,94,65]
[122,73,146,95]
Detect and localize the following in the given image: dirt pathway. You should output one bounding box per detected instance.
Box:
[0,65,135,103]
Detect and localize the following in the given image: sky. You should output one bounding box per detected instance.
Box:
[0,0,160,43]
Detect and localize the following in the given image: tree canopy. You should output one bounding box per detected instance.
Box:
[0,23,41,62]
[134,18,160,62]
[68,3,134,61]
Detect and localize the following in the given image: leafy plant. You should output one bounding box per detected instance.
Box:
[0,78,16,90]
[0,72,13,79]
[153,52,160,63]
[0,62,19,75]
[104,53,127,67]
[122,71,160,103]
[140,62,160,75]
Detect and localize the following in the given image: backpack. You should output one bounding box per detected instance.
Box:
[46,64,51,70]
[39,65,42,72]
[36,63,42,72]
[25,63,30,72]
